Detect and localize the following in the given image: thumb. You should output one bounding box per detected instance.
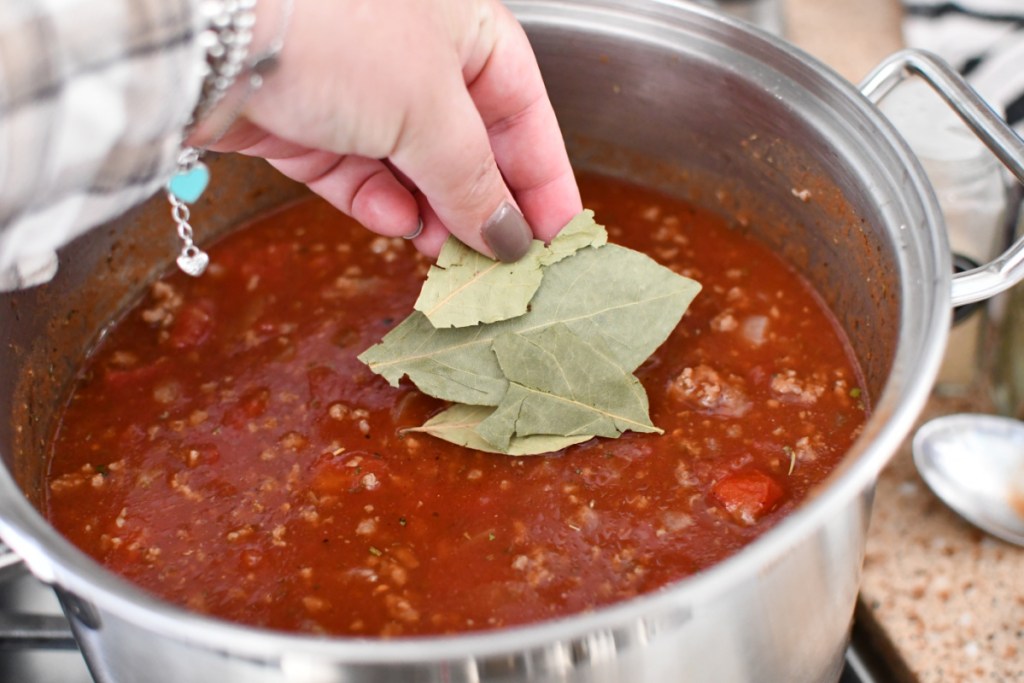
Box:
[390,77,533,262]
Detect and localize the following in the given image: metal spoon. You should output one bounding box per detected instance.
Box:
[912,413,1024,547]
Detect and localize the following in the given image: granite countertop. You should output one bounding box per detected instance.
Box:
[782,1,1024,681]
[859,386,1024,683]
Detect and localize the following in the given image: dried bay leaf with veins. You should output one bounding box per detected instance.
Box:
[408,404,593,456]
[525,244,700,372]
[413,240,548,329]
[360,311,507,405]
[358,243,701,406]
[413,209,606,329]
[358,312,508,406]
[475,324,661,451]
[359,209,702,454]
[538,209,607,266]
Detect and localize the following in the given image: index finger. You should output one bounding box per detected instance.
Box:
[466,5,583,242]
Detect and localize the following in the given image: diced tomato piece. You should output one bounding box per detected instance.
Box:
[182,443,221,468]
[711,469,785,525]
[103,358,167,391]
[223,386,271,427]
[309,450,384,496]
[168,300,215,349]
[309,455,357,496]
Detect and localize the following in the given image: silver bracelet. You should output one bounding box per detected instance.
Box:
[191,0,258,129]
[168,0,293,278]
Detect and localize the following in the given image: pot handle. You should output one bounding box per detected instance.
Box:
[0,542,24,578]
[860,49,1024,307]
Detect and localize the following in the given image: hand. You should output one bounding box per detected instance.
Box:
[201,0,582,262]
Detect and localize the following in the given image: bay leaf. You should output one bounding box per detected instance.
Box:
[356,312,507,405]
[358,244,701,406]
[413,240,547,329]
[408,403,593,456]
[475,324,661,450]
[538,209,608,266]
[413,209,607,329]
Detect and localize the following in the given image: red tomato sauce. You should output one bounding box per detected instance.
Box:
[45,173,868,637]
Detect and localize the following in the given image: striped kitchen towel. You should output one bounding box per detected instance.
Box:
[902,0,1024,130]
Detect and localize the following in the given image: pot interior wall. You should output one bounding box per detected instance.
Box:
[1,158,307,505]
[1,5,904,518]
[528,4,902,403]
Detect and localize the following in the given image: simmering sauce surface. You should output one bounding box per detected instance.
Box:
[46,174,867,636]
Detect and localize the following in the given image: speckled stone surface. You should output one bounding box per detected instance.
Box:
[859,389,1024,683]
[780,1,1024,681]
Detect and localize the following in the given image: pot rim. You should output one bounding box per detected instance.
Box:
[0,0,951,663]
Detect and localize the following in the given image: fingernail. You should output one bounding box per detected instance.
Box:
[482,202,533,262]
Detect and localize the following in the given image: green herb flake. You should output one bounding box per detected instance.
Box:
[849,387,862,399]
[368,546,382,557]
[94,464,110,477]
[488,533,496,541]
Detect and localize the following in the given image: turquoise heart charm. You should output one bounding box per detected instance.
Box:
[168,161,210,204]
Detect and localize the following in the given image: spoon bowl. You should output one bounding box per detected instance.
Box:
[913,413,1024,547]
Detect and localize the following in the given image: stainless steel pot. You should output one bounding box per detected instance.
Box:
[2,2,1023,682]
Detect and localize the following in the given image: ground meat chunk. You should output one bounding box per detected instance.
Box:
[667,364,751,417]
[140,281,182,327]
[793,435,820,463]
[770,369,826,405]
[710,310,738,332]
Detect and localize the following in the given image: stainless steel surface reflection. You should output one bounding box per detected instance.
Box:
[913,414,1024,546]
[0,1,979,680]
[709,0,784,34]
[0,563,886,683]
[0,568,90,683]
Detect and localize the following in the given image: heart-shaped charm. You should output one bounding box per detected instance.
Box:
[176,247,210,277]
[168,161,210,204]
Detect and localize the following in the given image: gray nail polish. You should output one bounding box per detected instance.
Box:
[482,202,533,262]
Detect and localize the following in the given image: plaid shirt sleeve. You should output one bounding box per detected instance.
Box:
[0,0,205,290]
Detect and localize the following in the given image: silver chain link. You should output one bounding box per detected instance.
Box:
[167,149,210,276]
